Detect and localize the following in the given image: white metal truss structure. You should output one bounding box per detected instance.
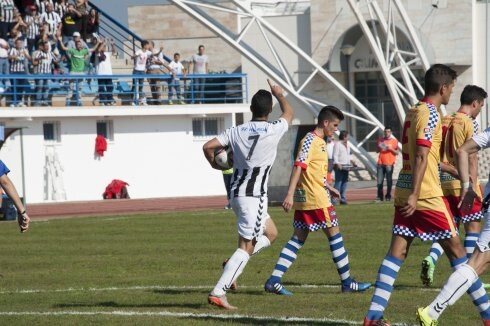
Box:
[346,0,438,123]
[169,0,432,174]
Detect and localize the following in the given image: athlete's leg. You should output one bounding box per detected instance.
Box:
[464,220,481,258]
[265,228,308,295]
[437,236,490,321]
[252,215,277,256]
[323,225,371,292]
[366,235,412,322]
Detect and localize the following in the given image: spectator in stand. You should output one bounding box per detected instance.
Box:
[0,0,18,39]
[35,0,52,15]
[60,3,81,46]
[333,130,356,205]
[24,5,40,53]
[93,38,115,106]
[54,0,66,19]
[32,40,59,106]
[188,44,208,104]
[41,3,61,50]
[66,31,87,49]
[20,0,36,15]
[6,16,26,48]
[85,8,98,36]
[58,34,99,105]
[8,38,31,107]
[168,52,186,105]
[146,41,170,105]
[0,37,10,98]
[74,0,87,41]
[376,127,398,202]
[130,39,150,106]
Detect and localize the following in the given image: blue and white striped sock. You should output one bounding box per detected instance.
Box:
[451,257,490,320]
[269,236,304,283]
[429,242,444,264]
[328,233,351,285]
[464,233,479,259]
[366,255,402,321]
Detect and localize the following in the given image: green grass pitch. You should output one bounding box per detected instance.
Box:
[0,202,486,325]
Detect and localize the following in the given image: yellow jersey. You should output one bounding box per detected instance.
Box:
[395,100,443,201]
[293,131,331,210]
[440,112,481,196]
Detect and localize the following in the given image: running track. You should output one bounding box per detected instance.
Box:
[27,187,378,219]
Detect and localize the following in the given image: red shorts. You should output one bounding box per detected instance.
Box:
[293,206,338,231]
[445,195,483,225]
[393,196,458,241]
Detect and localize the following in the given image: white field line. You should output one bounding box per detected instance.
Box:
[0,284,441,295]
[0,310,362,324]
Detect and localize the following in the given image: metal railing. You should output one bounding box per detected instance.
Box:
[0,73,247,107]
[88,1,172,63]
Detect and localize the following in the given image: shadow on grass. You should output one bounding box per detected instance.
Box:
[54,301,204,309]
[172,316,355,325]
[152,288,210,295]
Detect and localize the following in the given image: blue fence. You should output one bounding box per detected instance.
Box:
[0,73,248,107]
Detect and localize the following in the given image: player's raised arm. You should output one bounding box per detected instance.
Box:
[267,79,293,125]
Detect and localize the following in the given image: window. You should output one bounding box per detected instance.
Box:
[192,117,223,137]
[43,121,61,143]
[96,120,114,141]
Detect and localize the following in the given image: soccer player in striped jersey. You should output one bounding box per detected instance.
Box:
[421,85,487,287]
[264,106,371,295]
[364,64,490,326]
[203,79,293,309]
[8,38,31,107]
[417,127,490,326]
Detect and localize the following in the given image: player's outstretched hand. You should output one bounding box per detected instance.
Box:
[17,211,30,233]
[328,187,340,199]
[459,186,477,215]
[267,79,284,98]
[282,194,294,213]
[400,193,417,217]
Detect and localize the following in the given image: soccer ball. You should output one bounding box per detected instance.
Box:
[215,147,233,169]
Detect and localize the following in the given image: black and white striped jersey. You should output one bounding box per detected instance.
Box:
[0,0,16,23]
[217,118,288,198]
[35,0,53,15]
[54,2,66,18]
[33,50,55,74]
[9,48,29,72]
[40,11,60,35]
[24,14,40,39]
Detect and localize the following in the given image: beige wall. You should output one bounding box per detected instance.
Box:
[128,4,241,73]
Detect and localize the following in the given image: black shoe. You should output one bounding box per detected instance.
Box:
[385,196,391,201]
[340,201,347,205]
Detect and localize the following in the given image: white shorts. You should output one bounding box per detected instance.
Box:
[231,196,269,240]
[476,210,490,252]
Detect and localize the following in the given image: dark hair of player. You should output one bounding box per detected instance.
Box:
[424,64,457,96]
[317,105,344,126]
[250,89,273,118]
[339,130,349,140]
[460,85,488,105]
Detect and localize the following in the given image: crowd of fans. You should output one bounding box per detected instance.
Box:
[0,0,211,107]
